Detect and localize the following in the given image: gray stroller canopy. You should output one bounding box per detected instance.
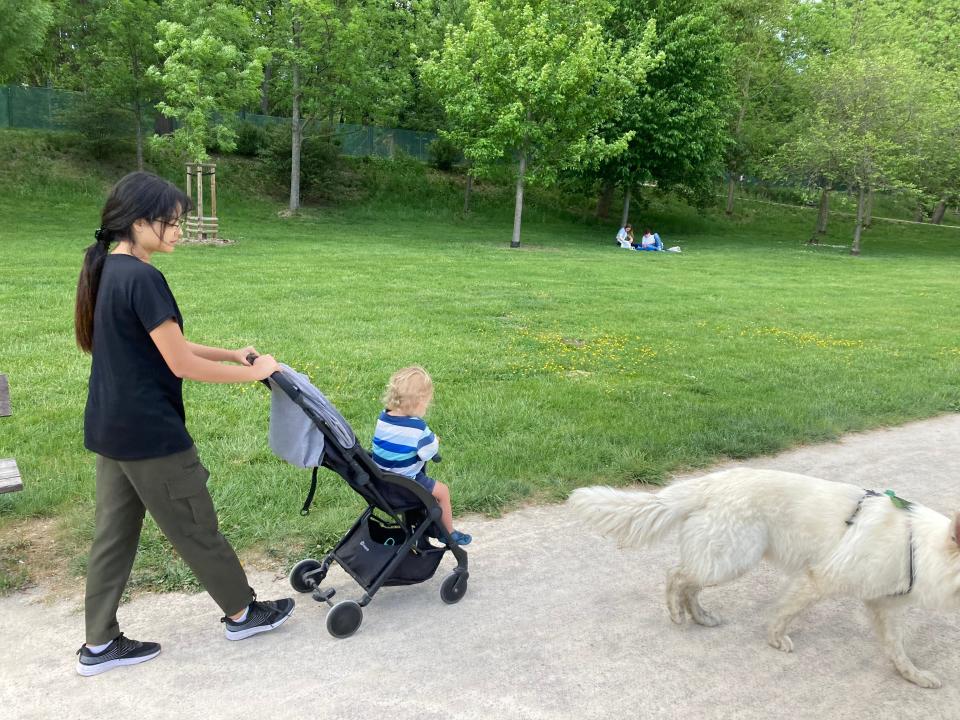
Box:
[268,364,356,469]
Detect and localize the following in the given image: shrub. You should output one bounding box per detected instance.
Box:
[260,125,342,199]
[427,136,460,171]
[233,121,268,157]
[57,93,135,161]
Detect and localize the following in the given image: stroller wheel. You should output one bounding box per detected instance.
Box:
[440,571,468,605]
[289,558,323,593]
[326,600,363,638]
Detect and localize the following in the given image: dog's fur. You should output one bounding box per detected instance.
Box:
[568,468,960,688]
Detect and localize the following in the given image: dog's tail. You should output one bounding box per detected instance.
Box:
[566,481,704,546]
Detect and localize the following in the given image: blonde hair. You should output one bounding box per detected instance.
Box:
[382,366,434,415]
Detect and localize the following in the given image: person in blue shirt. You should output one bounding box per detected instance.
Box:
[639,228,664,251]
[371,366,472,545]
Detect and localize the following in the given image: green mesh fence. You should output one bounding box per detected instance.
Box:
[1,85,84,131]
[334,124,437,160]
[2,85,437,161]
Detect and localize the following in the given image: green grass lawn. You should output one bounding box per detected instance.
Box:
[1,131,959,592]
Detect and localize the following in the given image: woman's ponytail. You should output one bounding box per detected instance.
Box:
[75,228,112,352]
[75,172,191,353]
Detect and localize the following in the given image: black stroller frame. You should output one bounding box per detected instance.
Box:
[264,367,469,638]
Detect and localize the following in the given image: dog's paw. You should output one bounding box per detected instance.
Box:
[691,609,722,627]
[903,669,941,689]
[767,633,793,653]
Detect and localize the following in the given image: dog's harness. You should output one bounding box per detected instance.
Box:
[845,489,915,596]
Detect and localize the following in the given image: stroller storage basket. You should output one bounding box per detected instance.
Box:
[383,545,445,586]
[336,513,443,589]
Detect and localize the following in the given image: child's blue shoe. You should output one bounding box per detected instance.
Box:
[450,530,472,546]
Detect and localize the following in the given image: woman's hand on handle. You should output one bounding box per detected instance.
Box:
[234,346,258,366]
[151,320,280,384]
[249,354,280,380]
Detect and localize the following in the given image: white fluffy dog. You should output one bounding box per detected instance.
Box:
[567,468,960,688]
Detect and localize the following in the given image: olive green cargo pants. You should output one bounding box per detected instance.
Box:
[84,446,253,645]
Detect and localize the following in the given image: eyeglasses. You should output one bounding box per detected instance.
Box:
[156,216,186,231]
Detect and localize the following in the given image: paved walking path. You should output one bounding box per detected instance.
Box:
[3,415,959,720]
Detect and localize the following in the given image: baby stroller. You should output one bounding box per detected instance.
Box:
[258,362,469,638]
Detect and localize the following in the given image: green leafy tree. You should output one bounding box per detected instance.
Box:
[423,0,657,247]
[776,45,929,254]
[594,0,732,223]
[873,0,960,223]
[0,0,55,83]
[149,2,268,162]
[720,0,801,215]
[267,0,415,211]
[73,0,164,169]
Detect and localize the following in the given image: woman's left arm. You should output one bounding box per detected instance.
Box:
[186,341,257,366]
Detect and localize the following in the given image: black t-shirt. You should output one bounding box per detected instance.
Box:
[84,254,193,460]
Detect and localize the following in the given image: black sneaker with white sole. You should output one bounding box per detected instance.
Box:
[76,634,161,676]
[222,598,295,640]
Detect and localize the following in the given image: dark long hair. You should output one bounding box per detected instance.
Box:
[75,172,192,352]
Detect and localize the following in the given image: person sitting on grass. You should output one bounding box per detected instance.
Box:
[371,366,472,545]
[615,224,635,249]
[639,228,664,251]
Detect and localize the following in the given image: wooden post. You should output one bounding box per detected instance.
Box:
[209,166,217,220]
[0,374,23,494]
[185,163,219,242]
[0,374,9,417]
[196,165,204,239]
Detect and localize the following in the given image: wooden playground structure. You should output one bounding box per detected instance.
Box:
[185,162,219,242]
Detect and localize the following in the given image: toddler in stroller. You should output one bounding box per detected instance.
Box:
[371,366,471,546]
[261,360,469,639]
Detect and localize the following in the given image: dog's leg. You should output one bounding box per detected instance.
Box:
[666,569,720,626]
[767,573,821,653]
[666,567,689,625]
[671,516,767,628]
[683,585,722,627]
[865,600,941,689]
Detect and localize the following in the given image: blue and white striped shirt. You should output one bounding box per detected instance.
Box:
[371,410,439,478]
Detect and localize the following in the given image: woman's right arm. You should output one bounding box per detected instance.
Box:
[149,319,279,382]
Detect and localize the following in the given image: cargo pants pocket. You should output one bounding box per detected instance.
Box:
[165,454,218,538]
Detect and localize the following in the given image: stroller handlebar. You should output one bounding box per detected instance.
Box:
[246,353,285,387]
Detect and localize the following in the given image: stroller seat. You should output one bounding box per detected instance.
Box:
[263,365,469,638]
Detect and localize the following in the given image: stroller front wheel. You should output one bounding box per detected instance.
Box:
[289,558,323,593]
[440,571,468,604]
[326,600,363,638]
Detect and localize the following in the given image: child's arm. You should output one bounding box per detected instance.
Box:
[416,424,439,461]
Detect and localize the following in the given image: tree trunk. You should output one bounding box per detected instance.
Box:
[851,184,866,255]
[132,51,144,171]
[621,186,632,228]
[595,180,614,220]
[510,149,527,248]
[725,175,737,215]
[289,22,302,213]
[914,204,926,223]
[463,171,473,214]
[810,187,829,244]
[260,63,272,115]
[864,186,873,228]
[725,70,751,217]
[931,197,947,225]
[134,100,144,171]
